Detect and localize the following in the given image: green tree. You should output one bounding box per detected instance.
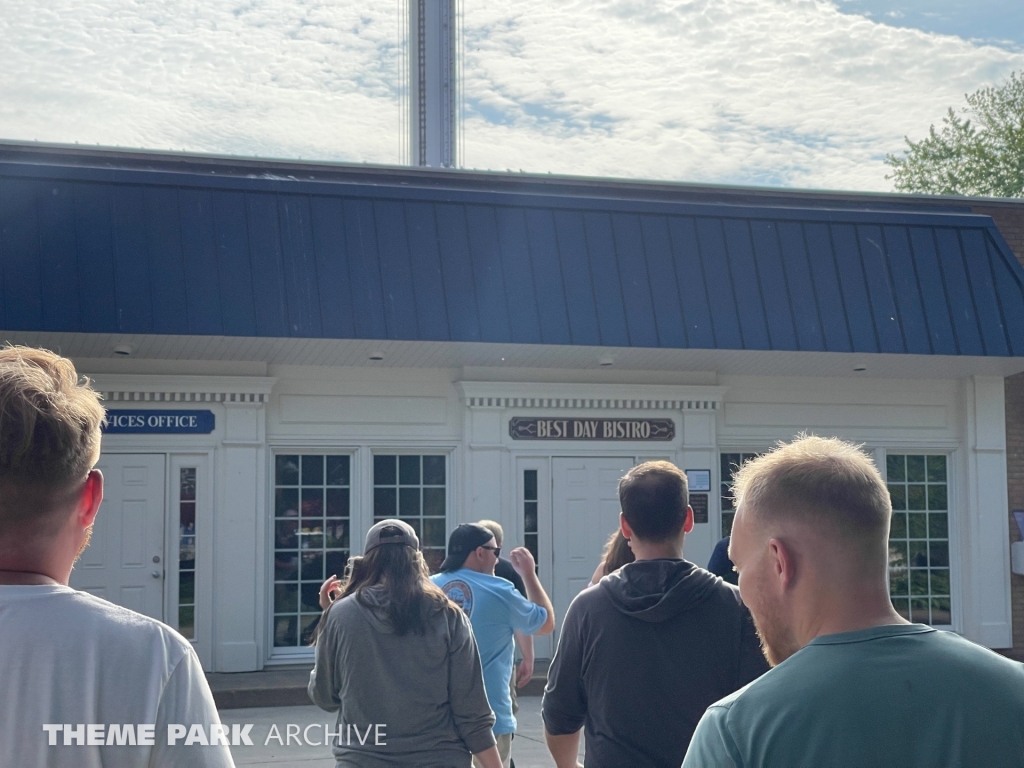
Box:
[885,72,1024,197]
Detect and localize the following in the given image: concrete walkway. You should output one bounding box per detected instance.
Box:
[222,695,583,767]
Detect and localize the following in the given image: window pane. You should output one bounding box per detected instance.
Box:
[301,488,324,518]
[524,501,538,534]
[424,488,446,517]
[275,584,297,614]
[178,606,194,640]
[906,456,926,482]
[400,487,421,517]
[276,455,299,486]
[275,521,298,549]
[326,488,349,519]
[889,512,907,538]
[375,455,397,486]
[375,487,397,518]
[524,469,538,501]
[908,513,927,539]
[907,485,926,510]
[300,583,321,613]
[274,616,297,647]
[276,488,299,517]
[423,518,446,547]
[326,456,350,487]
[889,485,906,511]
[302,455,324,486]
[886,454,905,482]
[325,520,349,549]
[927,485,947,511]
[423,456,446,485]
[325,551,349,579]
[927,455,946,483]
[400,455,421,485]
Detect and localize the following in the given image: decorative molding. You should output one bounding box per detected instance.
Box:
[87,375,277,405]
[456,381,727,412]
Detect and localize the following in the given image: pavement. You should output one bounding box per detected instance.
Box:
[221,695,584,767]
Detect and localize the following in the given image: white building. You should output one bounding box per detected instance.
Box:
[2,141,1023,669]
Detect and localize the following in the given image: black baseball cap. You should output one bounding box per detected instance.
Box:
[364,519,419,553]
[439,523,494,572]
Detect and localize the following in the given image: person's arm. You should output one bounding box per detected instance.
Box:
[307,610,341,712]
[509,546,556,635]
[680,705,742,768]
[447,608,498,755]
[151,647,236,767]
[587,559,605,588]
[514,630,534,688]
[542,598,587,768]
[473,745,504,768]
[544,727,583,768]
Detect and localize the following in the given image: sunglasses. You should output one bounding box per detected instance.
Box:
[480,545,501,557]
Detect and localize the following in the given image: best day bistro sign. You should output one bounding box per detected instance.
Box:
[509,417,675,441]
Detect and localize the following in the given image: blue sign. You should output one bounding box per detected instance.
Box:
[103,410,215,435]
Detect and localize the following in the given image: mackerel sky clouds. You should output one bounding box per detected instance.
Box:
[1,0,1020,191]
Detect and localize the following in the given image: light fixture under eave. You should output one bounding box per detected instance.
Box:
[112,344,133,357]
[368,351,385,361]
[598,355,615,367]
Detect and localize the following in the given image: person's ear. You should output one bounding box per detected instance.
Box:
[619,512,634,541]
[77,470,103,528]
[767,537,795,591]
[683,506,694,534]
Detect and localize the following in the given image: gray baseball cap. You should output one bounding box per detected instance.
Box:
[364,519,419,553]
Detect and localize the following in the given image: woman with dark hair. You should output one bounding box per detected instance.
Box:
[309,519,502,768]
[588,529,636,587]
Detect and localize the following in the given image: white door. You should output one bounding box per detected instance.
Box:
[70,454,166,620]
[551,457,634,634]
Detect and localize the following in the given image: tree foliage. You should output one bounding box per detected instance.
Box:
[885,72,1024,197]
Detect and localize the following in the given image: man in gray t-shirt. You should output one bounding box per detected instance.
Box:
[684,436,1024,768]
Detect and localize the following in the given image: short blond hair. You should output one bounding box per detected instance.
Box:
[731,435,891,544]
[0,347,104,532]
[476,519,504,546]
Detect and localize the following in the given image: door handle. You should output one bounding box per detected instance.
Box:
[151,570,162,579]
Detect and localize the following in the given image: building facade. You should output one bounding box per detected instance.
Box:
[2,142,1023,670]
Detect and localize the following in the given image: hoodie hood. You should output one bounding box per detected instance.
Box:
[600,559,722,623]
[352,585,399,634]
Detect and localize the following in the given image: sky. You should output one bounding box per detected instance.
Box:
[1,0,1021,192]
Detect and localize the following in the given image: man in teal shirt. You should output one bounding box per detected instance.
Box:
[684,435,1024,768]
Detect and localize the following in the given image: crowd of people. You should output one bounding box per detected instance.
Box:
[2,347,1024,768]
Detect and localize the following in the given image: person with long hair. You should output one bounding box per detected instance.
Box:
[588,529,636,587]
[309,519,502,768]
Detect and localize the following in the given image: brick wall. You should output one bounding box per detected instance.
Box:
[974,204,1024,661]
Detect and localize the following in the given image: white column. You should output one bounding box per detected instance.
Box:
[214,401,268,671]
[462,405,506,527]
[409,0,457,167]
[963,376,1012,648]
[679,408,719,569]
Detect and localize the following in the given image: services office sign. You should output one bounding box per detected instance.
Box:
[509,417,675,441]
[103,410,215,435]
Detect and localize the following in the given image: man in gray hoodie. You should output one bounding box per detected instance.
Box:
[542,461,768,768]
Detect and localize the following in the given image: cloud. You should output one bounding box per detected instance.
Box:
[1,0,1022,191]
[0,1,404,162]
[460,0,1024,190]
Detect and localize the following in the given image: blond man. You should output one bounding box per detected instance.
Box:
[683,435,1024,768]
[0,347,233,767]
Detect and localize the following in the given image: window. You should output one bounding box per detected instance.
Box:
[178,468,196,640]
[886,454,951,626]
[273,454,351,648]
[373,455,447,573]
[523,469,539,566]
[719,453,760,538]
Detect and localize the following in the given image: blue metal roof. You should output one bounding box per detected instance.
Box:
[1,158,1023,356]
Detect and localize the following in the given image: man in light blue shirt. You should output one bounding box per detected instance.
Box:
[433,524,555,768]
[683,435,1024,768]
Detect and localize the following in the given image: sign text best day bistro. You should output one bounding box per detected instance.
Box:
[509,417,674,441]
